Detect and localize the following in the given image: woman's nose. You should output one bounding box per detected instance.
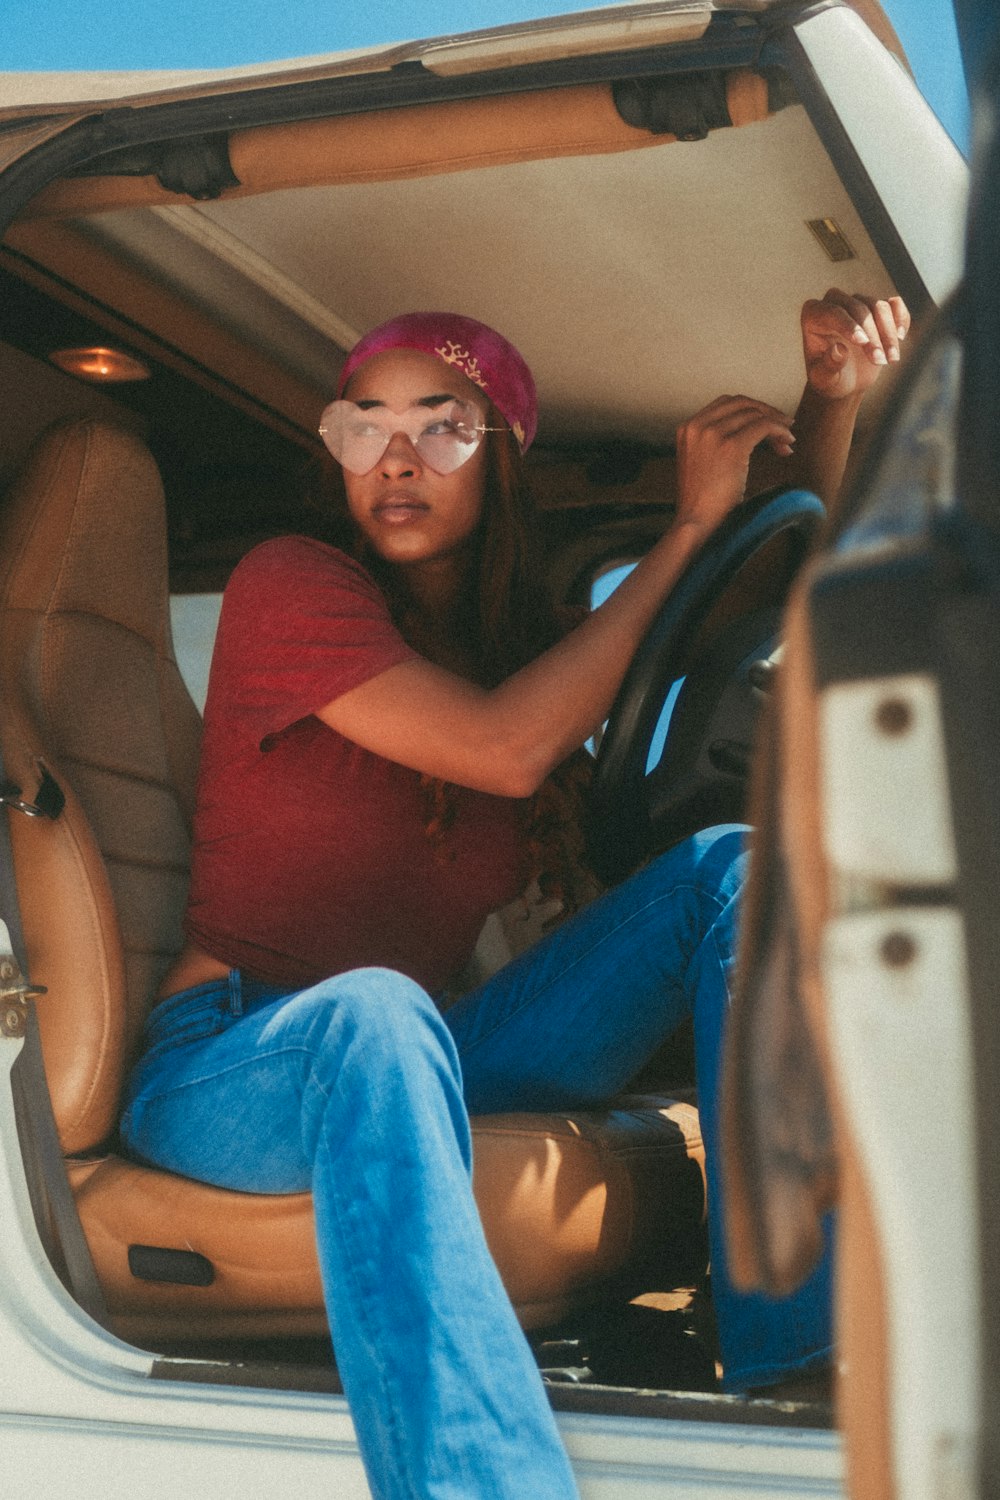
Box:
[379,430,422,475]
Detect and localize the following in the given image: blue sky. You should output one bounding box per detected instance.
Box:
[6,0,969,151]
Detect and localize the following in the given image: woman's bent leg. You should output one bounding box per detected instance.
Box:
[686,909,834,1389]
[121,968,578,1500]
[446,826,832,1389]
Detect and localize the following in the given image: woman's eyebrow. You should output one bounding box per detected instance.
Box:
[354,393,457,410]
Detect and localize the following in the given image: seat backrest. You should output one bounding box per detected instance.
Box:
[0,419,202,1153]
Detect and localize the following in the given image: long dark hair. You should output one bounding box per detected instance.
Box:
[308,410,598,910]
[381,419,562,675]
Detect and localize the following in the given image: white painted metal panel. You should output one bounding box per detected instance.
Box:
[795,7,967,304]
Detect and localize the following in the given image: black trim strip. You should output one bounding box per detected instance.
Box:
[953,43,1000,1496]
[10,1006,109,1324]
[149,1353,832,1428]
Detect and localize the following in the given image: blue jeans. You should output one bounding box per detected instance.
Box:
[121,826,831,1500]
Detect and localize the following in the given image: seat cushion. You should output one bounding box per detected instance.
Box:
[69,1096,706,1341]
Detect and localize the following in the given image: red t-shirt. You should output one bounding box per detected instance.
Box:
[184,537,532,993]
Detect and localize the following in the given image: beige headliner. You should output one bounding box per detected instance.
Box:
[10,108,892,445]
[190,104,893,441]
[2,3,906,451]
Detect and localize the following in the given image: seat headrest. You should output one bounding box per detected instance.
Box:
[0,418,171,649]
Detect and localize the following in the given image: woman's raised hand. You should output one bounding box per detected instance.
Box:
[673,289,913,533]
[801,286,911,401]
[674,395,795,536]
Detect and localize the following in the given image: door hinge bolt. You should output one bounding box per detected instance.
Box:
[1,1001,26,1037]
[881,930,917,968]
[874,696,913,736]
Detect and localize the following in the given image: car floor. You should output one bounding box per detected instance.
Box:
[144,1281,833,1426]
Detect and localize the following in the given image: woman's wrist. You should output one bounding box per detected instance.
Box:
[671,512,715,540]
[672,487,744,543]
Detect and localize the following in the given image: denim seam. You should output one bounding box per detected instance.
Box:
[706,894,739,1007]
[456,882,727,1060]
[123,1042,343,1102]
[320,1127,420,1500]
[320,1048,434,1500]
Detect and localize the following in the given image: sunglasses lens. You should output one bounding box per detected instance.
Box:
[318,405,391,474]
[412,401,482,474]
[319,399,485,475]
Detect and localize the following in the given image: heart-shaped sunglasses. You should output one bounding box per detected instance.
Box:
[319,398,505,475]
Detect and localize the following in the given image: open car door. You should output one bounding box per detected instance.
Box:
[724,7,998,1497]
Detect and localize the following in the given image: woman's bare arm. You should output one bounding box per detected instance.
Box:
[318,290,909,796]
[763,287,912,508]
[318,398,793,797]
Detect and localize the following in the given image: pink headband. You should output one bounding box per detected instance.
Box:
[337,311,537,452]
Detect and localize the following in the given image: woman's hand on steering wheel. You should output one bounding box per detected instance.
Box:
[674,395,796,537]
[801,287,911,402]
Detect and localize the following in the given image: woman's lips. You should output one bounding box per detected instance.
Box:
[371,493,430,524]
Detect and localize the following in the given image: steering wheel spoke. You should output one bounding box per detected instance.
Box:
[587,489,825,885]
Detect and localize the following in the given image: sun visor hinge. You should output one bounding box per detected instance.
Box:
[152,133,241,201]
[612,73,733,140]
[612,68,796,141]
[70,132,241,201]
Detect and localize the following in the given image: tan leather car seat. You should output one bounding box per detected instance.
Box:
[0,417,707,1344]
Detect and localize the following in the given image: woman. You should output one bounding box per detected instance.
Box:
[122,291,908,1500]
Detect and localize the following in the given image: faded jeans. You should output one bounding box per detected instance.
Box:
[121,825,832,1500]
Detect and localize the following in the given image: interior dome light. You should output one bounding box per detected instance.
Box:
[48,346,151,383]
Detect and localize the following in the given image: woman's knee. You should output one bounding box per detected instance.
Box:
[282,967,457,1078]
[648,824,749,907]
[286,969,470,1167]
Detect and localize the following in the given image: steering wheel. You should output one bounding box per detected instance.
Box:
[587,488,825,886]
